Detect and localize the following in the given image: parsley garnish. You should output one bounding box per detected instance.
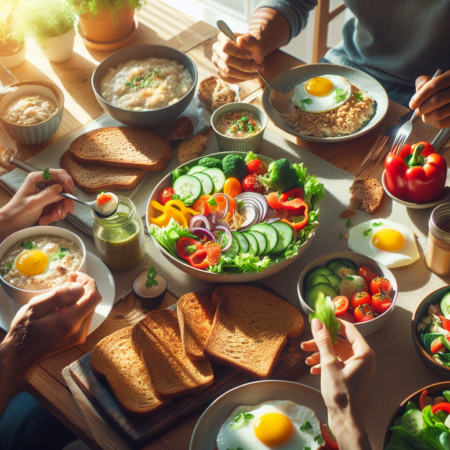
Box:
[53,247,71,261]
[171,194,181,201]
[338,232,343,239]
[344,275,355,281]
[207,197,217,207]
[125,70,161,91]
[0,261,13,277]
[314,434,325,446]
[230,115,256,134]
[21,240,36,250]
[334,88,348,102]
[300,421,313,431]
[42,168,51,182]
[186,245,197,253]
[240,116,248,122]
[363,228,372,237]
[145,267,159,289]
[354,92,364,102]
[230,412,254,430]
[237,199,244,212]
[373,222,383,227]
[345,218,353,228]
[300,98,313,104]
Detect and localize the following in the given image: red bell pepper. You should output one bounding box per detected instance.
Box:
[177,237,203,262]
[279,187,305,203]
[281,200,309,231]
[385,142,447,203]
[419,389,428,410]
[432,402,450,415]
[176,237,221,270]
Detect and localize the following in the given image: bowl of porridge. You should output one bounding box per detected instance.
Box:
[92,45,197,128]
[0,80,64,145]
[0,226,86,306]
[211,103,268,153]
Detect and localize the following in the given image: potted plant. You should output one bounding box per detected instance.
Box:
[13,0,75,63]
[68,0,146,44]
[0,0,25,69]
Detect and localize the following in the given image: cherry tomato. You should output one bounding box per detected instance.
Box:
[321,423,339,450]
[353,304,375,323]
[372,292,393,315]
[223,177,242,197]
[192,195,210,216]
[265,192,283,209]
[333,296,349,316]
[247,159,267,176]
[370,277,392,295]
[158,187,175,206]
[339,312,354,323]
[242,174,264,193]
[351,290,371,309]
[358,266,378,284]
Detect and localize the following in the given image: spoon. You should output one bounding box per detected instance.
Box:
[216,20,296,117]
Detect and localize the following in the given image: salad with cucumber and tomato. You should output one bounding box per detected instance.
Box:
[148,152,325,274]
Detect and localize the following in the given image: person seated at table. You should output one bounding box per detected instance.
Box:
[0,170,102,450]
[212,1,450,129]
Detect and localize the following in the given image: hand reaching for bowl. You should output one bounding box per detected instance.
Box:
[301,319,374,450]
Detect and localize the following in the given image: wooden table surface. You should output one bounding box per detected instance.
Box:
[0,1,449,449]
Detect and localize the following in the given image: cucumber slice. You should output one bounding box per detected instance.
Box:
[242,232,258,256]
[203,168,226,193]
[250,224,278,255]
[173,175,202,204]
[441,292,450,320]
[224,236,240,259]
[232,232,249,254]
[193,172,214,196]
[247,230,266,256]
[309,275,332,288]
[304,283,338,309]
[327,258,358,272]
[187,165,207,175]
[326,274,342,291]
[270,221,294,255]
[401,409,423,436]
[306,267,334,288]
[423,333,443,352]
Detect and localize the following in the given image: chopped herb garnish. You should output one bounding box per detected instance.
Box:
[338,232,343,239]
[314,434,325,446]
[373,222,383,227]
[125,70,161,91]
[300,420,313,431]
[53,247,71,261]
[344,275,355,281]
[186,245,197,254]
[354,92,364,102]
[237,199,244,212]
[345,218,353,228]
[229,115,257,134]
[230,412,254,430]
[0,261,13,277]
[171,194,181,201]
[363,228,372,237]
[240,116,248,122]
[42,168,51,182]
[334,88,348,102]
[21,240,37,250]
[145,267,159,289]
[207,197,217,207]
[300,98,313,104]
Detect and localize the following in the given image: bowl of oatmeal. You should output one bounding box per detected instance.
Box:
[211,103,268,152]
[92,45,197,128]
[0,226,86,306]
[0,80,64,145]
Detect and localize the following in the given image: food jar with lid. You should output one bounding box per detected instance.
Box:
[425,202,450,276]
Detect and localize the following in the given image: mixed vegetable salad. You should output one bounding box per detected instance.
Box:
[149,152,325,274]
[386,389,450,450]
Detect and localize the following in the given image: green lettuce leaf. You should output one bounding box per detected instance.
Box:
[386,426,446,450]
[207,253,271,274]
[245,151,258,163]
[309,293,340,344]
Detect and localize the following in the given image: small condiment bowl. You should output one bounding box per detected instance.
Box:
[211,103,268,152]
[412,285,450,379]
[0,80,64,146]
[0,226,87,306]
[297,251,398,337]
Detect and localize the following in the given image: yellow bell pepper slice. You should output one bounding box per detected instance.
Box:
[149,200,199,228]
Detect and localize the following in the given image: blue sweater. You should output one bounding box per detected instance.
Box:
[256,0,450,87]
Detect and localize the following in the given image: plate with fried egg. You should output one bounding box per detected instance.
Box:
[190,380,328,450]
[262,64,389,142]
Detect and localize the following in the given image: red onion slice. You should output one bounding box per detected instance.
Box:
[235,192,269,230]
[214,225,233,252]
[189,214,210,230]
[189,227,216,243]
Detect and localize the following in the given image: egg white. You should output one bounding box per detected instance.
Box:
[348,219,420,268]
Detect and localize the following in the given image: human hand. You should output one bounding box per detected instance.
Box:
[301,319,375,450]
[409,71,450,129]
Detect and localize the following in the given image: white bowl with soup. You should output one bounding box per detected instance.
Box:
[0,226,86,306]
[0,80,64,145]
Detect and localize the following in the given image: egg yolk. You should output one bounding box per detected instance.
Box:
[372,228,405,252]
[305,77,334,97]
[254,413,293,446]
[16,250,48,277]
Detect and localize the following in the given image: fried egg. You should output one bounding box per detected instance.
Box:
[291,75,351,113]
[216,400,324,450]
[15,242,61,277]
[348,219,420,268]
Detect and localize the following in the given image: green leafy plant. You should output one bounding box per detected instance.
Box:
[12,0,75,48]
[145,267,158,289]
[67,0,146,20]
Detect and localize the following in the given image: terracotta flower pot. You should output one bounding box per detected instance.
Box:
[0,40,26,69]
[79,5,135,44]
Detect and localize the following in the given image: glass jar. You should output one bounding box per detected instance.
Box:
[425,202,450,276]
[92,197,145,271]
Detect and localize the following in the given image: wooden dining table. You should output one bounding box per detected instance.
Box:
[0,1,449,449]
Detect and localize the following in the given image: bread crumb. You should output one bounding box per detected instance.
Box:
[345,234,349,239]
[340,209,356,218]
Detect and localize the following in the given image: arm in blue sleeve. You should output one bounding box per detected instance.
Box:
[255,0,318,42]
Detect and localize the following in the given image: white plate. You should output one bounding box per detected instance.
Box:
[262,63,389,143]
[0,251,115,334]
[190,380,327,450]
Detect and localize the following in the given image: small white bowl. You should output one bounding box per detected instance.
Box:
[0,226,87,306]
[297,251,398,336]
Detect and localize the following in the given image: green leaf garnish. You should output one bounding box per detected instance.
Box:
[42,168,51,182]
[372,222,383,227]
[145,267,159,289]
[237,199,244,212]
[207,197,217,206]
[125,70,161,91]
[300,420,312,431]
[186,245,197,254]
[53,247,71,260]
[363,228,372,237]
[344,275,355,281]
[230,412,254,430]
[171,194,181,201]
[338,232,343,239]
[240,116,248,122]
[0,261,13,277]
[334,88,347,102]
[345,219,353,228]
[21,240,37,250]
[354,92,364,102]
[314,434,325,446]
[300,98,313,104]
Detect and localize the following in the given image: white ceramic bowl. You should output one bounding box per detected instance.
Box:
[0,226,87,306]
[190,380,327,450]
[297,251,398,336]
[146,151,316,283]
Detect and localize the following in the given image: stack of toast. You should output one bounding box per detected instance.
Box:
[91,285,304,418]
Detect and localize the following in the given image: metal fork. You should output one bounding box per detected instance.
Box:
[391,69,441,155]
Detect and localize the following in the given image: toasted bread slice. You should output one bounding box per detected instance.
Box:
[69,127,171,171]
[175,133,208,165]
[167,117,194,140]
[177,292,216,361]
[60,151,147,194]
[198,76,235,112]
[204,285,304,380]
[131,310,214,399]
[350,177,384,213]
[91,327,168,418]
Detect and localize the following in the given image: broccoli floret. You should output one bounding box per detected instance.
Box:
[259,158,299,192]
[198,157,223,170]
[222,154,248,181]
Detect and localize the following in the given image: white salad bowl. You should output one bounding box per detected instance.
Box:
[146,151,316,283]
[297,251,398,336]
[0,226,87,306]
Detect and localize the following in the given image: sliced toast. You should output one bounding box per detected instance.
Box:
[350,177,384,213]
[198,76,236,112]
[91,327,168,418]
[177,292,216,361]
[131,310,214,399]
[204,285,304,380]
[69,127,172,171]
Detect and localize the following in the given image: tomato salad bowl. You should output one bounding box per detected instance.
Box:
[146,151,325,283]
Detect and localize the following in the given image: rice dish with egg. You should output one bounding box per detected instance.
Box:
[0,235,83,290]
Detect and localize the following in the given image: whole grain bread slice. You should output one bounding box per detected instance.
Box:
[177,292,216,361]
[69,127,171,171]
[91,327,168,418]
[131,310,214,399]
[198,76,236,112]
[60,151,147,194]
[204,285,304,380]
[350,177,384,213]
